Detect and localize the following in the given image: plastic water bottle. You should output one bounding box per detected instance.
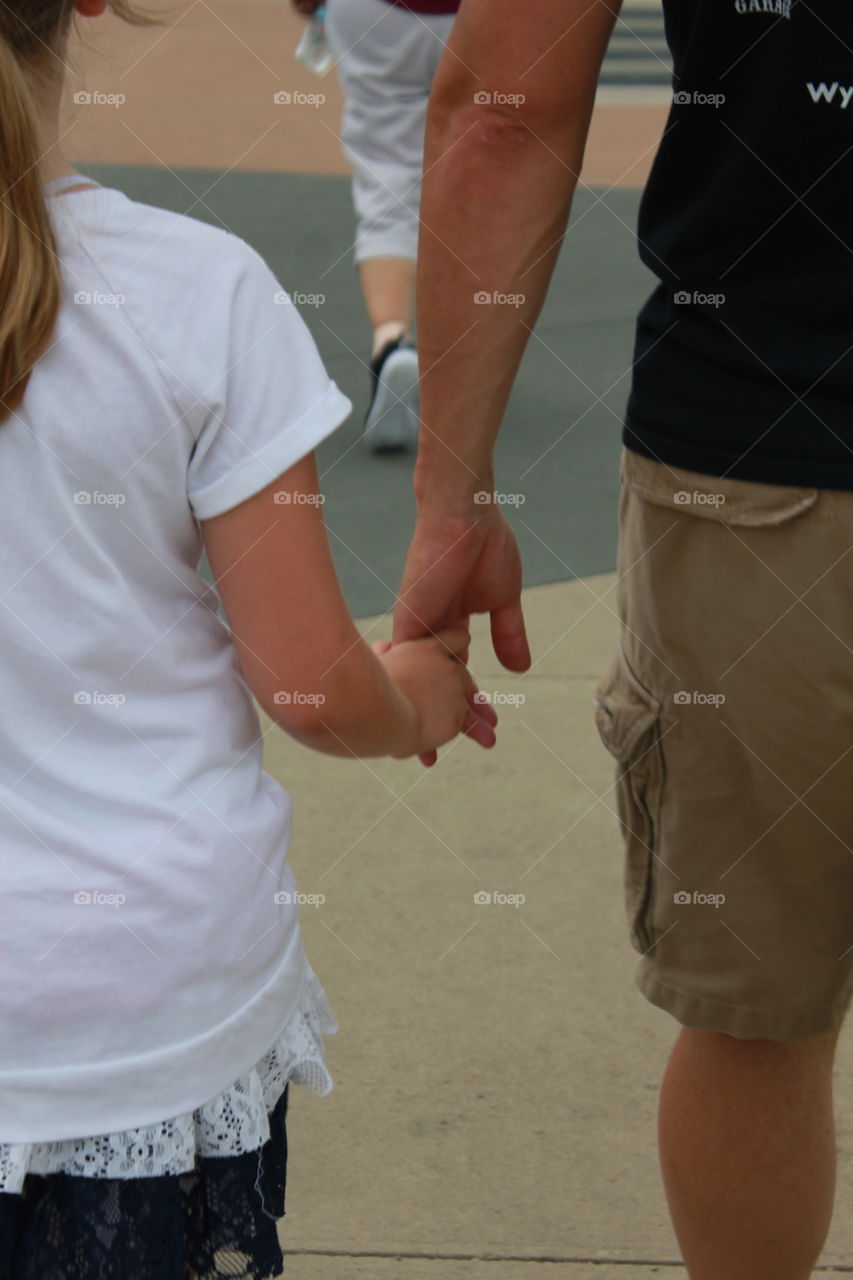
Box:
[295,5,334,76]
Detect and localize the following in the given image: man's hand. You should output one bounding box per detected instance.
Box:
[393,504,531,674]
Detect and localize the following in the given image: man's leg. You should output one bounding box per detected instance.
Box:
[659,1025,839,1280]
[595,452,853,1278]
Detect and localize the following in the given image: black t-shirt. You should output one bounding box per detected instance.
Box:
[624,0,853,488]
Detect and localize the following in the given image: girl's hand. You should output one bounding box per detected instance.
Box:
[375,630,498,765]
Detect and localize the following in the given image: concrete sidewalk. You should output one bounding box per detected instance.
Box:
[262,578,853,1279]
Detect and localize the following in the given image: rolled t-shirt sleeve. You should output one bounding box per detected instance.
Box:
[187,244,351,521]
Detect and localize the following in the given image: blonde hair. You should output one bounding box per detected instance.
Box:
[0,1,153,420]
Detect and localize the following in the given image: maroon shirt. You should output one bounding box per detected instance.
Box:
[381,0,460,12]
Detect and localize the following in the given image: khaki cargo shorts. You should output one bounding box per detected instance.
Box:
[595,448,853,1041]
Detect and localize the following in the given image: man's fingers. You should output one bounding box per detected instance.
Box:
[432,626,471,661]
[490,599,531,673]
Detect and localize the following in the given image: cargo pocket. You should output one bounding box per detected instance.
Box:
[594,655,664,954]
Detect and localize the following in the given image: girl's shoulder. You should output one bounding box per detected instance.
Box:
[52,186,273,303]
[50,187,289,416]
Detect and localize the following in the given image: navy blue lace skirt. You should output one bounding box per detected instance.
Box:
[0,1088,289,1280]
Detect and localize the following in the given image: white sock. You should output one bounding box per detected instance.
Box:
[372,321,408,359]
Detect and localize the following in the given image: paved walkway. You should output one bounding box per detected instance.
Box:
[266,582,853,1278]
[66,3,853,1276]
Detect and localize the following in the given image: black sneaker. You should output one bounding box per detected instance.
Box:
[363,337,420,451]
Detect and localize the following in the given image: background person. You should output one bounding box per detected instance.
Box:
[393,1,853,1276]
[293,0,459,450]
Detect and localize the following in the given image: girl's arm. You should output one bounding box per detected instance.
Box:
[201,452,495,759]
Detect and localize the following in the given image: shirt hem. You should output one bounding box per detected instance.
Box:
[623,421,853,492]
[0,928,308,1144]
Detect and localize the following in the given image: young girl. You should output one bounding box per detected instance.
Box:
[0,3,497,1276]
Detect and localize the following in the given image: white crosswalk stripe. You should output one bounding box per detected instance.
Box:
[599,0,673,101]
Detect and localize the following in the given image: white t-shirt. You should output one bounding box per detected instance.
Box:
[0,179,351,1143]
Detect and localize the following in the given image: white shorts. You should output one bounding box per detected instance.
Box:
[325,0,456,263]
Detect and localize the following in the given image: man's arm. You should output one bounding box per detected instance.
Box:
[394,0,620,668]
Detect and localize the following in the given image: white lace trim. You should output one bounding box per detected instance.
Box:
[0,966,336,1195]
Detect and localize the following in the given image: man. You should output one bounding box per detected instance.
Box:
[392,2,852,1275]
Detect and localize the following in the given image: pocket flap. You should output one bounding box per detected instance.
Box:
[621,448,818,527]
[594,657,661,762]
